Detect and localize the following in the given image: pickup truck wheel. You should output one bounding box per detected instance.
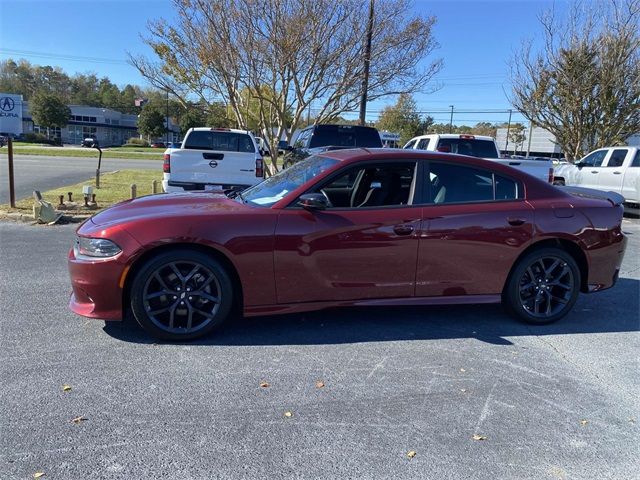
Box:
[504,248,580,325]
[553,178,565,186]
[130,249,233,341]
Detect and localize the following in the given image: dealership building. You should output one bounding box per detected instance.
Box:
[0,92,179,146]
[495,126,640,158]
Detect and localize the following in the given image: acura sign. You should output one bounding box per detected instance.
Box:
[0,93,23,135]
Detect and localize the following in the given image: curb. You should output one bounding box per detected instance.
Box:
[0,211,92,225]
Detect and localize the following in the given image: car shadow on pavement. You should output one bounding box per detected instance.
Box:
[103,278,640,346]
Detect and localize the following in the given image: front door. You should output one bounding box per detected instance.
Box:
[598,148,629,195]
[274,161,421,304]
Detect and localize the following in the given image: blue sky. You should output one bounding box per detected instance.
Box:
[0,0,569,126]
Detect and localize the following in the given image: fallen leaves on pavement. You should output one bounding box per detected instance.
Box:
[315,381,325,388]
[407,450,416,459]
[283,411,293,418]
[459,368,466,373]
[580,419,588,426]
[62,385,72,392]
[472,434,487,441]
[71,416,87,424]
[33,473,45,478]
[259,381,270,388]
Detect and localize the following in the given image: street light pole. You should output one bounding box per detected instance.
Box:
[448,105,454,133]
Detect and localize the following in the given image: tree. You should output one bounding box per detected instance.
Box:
[510,0,640,161]
[137,105,166,139]
[129,0,442,171]
[179,107,206,133]
[29,91,71,139]
[376,94,432,145]
[471,122,497,138]
[507,123,526,154]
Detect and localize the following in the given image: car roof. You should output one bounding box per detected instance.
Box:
[189,127,252,135]
[410,134,495,141]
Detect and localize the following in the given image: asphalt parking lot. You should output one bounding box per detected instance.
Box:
[1,218,638,479]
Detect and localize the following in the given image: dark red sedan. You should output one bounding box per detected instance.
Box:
[68,149,627,340]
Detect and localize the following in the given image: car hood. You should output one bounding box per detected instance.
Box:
[90,192,247,227]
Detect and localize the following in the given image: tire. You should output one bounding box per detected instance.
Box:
[552,179,565,186]
[503,247,580,325]
[130,249,234,341]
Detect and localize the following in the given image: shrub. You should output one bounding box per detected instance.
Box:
[21,132,60,145]
[124,138,150,147]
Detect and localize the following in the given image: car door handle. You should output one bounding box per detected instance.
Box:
[591,170,599,174]
[507,217,526,226]
[613,171,622,175]
[393,225,415,236]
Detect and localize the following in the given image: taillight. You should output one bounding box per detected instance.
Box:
[163,153,171,173]
[548,167,554,183]
[459,134,475,140]
[255,157,264,178]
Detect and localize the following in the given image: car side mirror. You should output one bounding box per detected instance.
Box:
[575,162,584,169]
[298,193,328,210]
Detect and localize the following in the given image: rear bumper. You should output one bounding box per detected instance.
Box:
[585,233,627,293]
[67,247,125,320]
[163,180,253,193]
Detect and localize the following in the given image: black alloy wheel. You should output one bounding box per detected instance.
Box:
[130,249,233,340]
[504,247,580,325]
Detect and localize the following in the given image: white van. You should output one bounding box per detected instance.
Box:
[162,128,265,192]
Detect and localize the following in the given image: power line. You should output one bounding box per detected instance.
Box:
[0,48,129,65]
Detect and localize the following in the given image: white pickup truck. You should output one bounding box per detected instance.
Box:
[553,146,639,213]
[403,134,554,183]
[162,127,265,193]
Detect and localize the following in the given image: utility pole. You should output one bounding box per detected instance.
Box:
[165,89,169,145]
[358,0,374,126]
[504,109,512,153]
[448,105,454,133]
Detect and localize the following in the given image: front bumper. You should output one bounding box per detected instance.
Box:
[68,246,127,320]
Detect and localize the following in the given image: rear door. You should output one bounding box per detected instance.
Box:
[598,148,630,195]
[416,161,534,297]
[172,130,258,186]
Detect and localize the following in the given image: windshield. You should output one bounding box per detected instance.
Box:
[309,125,382,148]
[241,156,340,207]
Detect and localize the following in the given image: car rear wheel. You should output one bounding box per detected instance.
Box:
[130,249,233,340]
[504,248,580,325]
[552,178,565,186]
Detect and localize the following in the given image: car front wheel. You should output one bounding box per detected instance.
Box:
[504,247,580,325]
[130,249,234,340]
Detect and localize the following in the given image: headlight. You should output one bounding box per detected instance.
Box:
[76,237,122,258]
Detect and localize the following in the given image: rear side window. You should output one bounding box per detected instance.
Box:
[630,150,639,167]
[309,125,382,148]
[428,163,521,204]
[607,149,627,167]
[403,139,416,149]
[436,138,499,158]
[184,131,255,152]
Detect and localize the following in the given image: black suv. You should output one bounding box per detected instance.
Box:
[283,124,382,166]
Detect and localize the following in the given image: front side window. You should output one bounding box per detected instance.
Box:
[632,150,640,167]
[403,139,416,149]
[428,163,521,204]
[580,150,607,167]
[606,149,627,167]
[313,162,416,208]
